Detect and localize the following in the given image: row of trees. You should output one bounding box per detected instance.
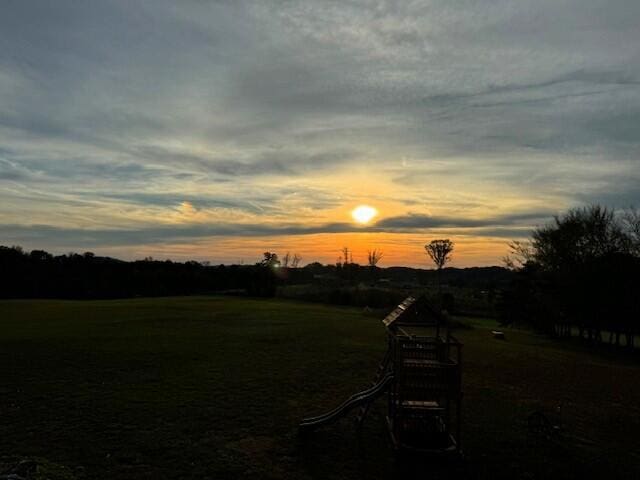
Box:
[500,205,640,348]
[335,247,384,268]
[263,240,455,276]
[0,247,287,299]
[1,242,509,301]
[259,252,302,268]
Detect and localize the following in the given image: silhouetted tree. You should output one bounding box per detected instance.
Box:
[425,239,454,297]
[503,240,534,270]
[501,205,640,346]
[425,239,454,270]
[367,249,384,267]
[338,246,357,282]
[622,207,640,256]
[531,205,629,271]
[29,249,52,262]
[341,247,353,266]
[259,252,280,268]
[366,249,384,282]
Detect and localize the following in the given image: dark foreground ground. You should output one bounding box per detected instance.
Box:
[1,297,638,479]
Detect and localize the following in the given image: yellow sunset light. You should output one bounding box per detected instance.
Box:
[351,205,378,224]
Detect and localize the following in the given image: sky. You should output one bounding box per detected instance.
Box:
[1,1,639,267]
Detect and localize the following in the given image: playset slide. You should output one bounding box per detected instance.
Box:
[298,372,394,432]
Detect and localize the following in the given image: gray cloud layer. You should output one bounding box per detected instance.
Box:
[0,210,544,249]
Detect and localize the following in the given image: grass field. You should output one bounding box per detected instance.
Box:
[1,297,639,479]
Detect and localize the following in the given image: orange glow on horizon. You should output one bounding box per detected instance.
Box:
[90,232,513,268]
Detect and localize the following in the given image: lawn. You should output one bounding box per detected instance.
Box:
[1,297,638,479]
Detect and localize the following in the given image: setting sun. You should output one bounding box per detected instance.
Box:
[351,205,378,224]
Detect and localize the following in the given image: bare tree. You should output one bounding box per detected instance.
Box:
[341,247,352,266]
[367,249,384,267]
[282,252,291,268]
[291,254,302,268]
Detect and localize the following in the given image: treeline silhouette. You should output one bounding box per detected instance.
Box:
[0,246,511,307]
[0,247,283,299]
[500,205,640,348]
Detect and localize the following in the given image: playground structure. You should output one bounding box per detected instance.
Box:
[299,295,463,455]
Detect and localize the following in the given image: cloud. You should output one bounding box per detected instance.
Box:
[377,211,554,230]
[0,207,544,250]
[132,145,355,177]
[0,158,32,181]
[93,192,255,211]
